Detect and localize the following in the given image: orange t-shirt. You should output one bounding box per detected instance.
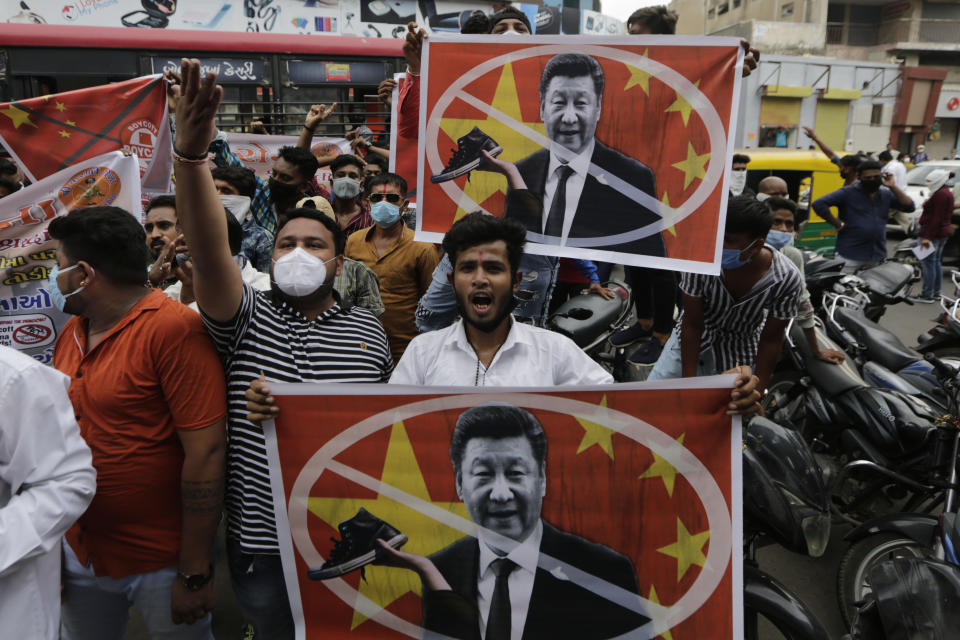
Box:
[54,290,227,579]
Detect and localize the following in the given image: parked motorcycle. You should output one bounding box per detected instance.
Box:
[837,354,960,629]
[743,416,831,640]
[820,288,957,412]
[916,271,960,359]
[763,320,942,524]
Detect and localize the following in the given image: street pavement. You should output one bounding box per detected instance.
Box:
[122,258,954,639]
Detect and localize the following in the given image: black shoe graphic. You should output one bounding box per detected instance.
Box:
[307,508,407,580]
[430,126,503,183]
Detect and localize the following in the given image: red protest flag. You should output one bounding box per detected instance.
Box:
[0,75,171,189]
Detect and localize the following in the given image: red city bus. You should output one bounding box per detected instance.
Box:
[0,24,405,136]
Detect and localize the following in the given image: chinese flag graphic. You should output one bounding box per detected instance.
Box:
[0,76,171,189]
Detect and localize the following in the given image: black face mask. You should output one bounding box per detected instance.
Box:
[860,177,881,193]
[268,178,300,203]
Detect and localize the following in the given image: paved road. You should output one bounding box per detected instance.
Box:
[122,258,954,639]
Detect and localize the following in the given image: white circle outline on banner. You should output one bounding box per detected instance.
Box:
[288,393,732,637]
[424,44,728,244]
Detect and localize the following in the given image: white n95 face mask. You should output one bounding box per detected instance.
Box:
[271,247,336,298]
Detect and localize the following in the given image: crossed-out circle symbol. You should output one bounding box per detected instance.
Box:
[424,43,731,245]
[287,393,733,638]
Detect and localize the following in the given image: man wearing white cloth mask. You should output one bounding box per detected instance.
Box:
[171,58,393,638]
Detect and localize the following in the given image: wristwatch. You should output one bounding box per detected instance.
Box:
[177,567,213,591]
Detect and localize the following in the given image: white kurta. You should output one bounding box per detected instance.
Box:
[0,346,96,639]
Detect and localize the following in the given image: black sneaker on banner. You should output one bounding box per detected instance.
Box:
[609,322,653,348]
[307,508,407,580]
[430,126,503,183]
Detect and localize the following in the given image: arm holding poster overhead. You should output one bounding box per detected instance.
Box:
[171,61,243,323]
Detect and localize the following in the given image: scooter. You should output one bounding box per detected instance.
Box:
[743,416,831,639]
[763,320,941,524]
[837,354,960,630]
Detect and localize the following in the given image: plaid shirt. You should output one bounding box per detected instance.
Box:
[335,257,384,317]
[208,133,332,236]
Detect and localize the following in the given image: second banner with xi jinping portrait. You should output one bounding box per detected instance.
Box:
[264,379,742,639]
[415,35,743,274]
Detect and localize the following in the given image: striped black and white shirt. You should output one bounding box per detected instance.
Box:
[678,246,802,371]
[202,283,392,554]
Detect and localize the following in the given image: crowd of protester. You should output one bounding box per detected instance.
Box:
[2,3,957,639]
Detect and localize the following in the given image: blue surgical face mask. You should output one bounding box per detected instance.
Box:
[370,200,401,228]
[766,229,794,250]
[48,263,87,312]
[721,239,758,270]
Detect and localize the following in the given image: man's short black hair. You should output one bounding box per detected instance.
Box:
[461,10,489,33]
[539,53,604,102]
[365,172,408,196]
[0,177,19,195]
[766,197,797,216]
[225,208,243,256]
[627,5,677,34]
[145,194,176,215]
[0,157,17,177]
[838,155,861,170]
[48,206,148,286]
[278,146,320,181]
[330,153,365,175]
[732,153,751,166]
[877,150,893,163]
[211,166,257,199]
[450,404,547,479]
[364,154,389,174]
[725,195,774,239]
[277,207,345,256]
[441,212,527,275]
[858,159,883,174]
[487,6,531,33]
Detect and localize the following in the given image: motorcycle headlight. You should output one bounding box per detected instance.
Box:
[782,488,831,557]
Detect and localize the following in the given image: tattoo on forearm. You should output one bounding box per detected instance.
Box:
[182,478,224,515]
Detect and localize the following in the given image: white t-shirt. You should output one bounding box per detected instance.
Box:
[390,318,613,386]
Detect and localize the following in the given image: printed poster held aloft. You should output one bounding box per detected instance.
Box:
[415,35,743,274]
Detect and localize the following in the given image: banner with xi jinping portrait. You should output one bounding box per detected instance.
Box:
[414,35,743,274]
[264,378,742,639]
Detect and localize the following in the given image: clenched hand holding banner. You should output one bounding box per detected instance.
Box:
[264,378,742,639]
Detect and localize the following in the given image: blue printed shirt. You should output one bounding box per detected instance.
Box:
[812,182,915,261]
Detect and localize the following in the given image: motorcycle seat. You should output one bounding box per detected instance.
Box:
[790,322,866,396]
[548,281,630,348]
[857,261,913,297]
[834,307,920,372]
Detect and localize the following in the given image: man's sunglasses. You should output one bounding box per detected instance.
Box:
[369,193,402,204]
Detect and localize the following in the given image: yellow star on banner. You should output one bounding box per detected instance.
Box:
[672,143,710,189]
[55,101,66,112]
[664,79,700,127]
[66,120,77,127]
[308,422,470,629]
[647,585,674,640]
[438,63,546,219]
[0,105,37,130]
[576,395,615,460]
[638,433,685,496]
[623,50,651,95]
[660,192,676,237]
[657,517,710,582]
[58,130,71,138]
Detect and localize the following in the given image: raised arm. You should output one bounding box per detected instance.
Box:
[802,126,837,162]
[173,59,244,322]
[297,103,337,152]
